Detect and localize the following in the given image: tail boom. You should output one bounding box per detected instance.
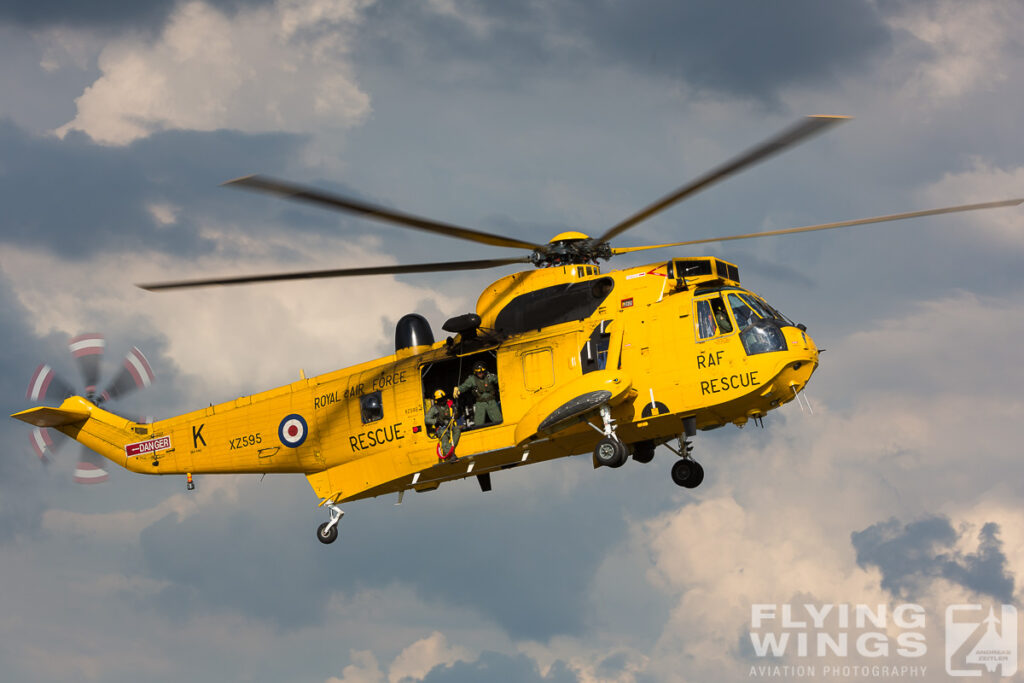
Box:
[13,394,320,477]
[12,396,158,473]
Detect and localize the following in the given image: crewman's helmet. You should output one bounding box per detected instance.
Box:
[433,389,446,400]
[473,361,487,374]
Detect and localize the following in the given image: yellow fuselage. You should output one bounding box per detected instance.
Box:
[17,257,818,505]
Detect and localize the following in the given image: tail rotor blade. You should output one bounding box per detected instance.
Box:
[29,427,63,463]
[26,364,75,402]
[102,347,155,402]
[73,449,109,484]
[68,333,106,398]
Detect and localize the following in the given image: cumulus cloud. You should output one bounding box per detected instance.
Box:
[919,160,1024,249]
[883,0,1023,100]
[328,650,386,683]
[325,643,581,683]
[42,474,243,542]
[388,632,471,683]
[0,227,456,398]
[55,0,373,145]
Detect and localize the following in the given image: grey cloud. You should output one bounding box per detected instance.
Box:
[0,272,89,540]
[355,0,893,100]
[0,421,49,541]
[3,0,896,104]
[0,0,273,30]
[136,461,679,639]
[852,516,1015,603]
[0,243,219,524]
[0,120,523,275]
[139,506,338,628]
[570,0,893,101]
[0,122,328,259]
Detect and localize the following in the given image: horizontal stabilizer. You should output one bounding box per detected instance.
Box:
[11,404,91,428]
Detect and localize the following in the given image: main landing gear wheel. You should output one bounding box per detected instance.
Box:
[594,437,627,468]
[317,522,339,544]
[671,459,704,488]
[316,503,344,545]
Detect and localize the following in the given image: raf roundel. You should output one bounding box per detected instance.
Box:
[278,414,308,448]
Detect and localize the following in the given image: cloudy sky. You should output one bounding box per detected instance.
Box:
[2,1,1024,681]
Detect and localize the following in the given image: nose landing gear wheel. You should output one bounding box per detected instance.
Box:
[594,437,627,468]
[671,459,704,488]
[317,522,339,544]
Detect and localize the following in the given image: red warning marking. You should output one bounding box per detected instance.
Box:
[125,435,172,457]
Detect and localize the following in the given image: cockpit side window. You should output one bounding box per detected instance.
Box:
[712,298,733,334]
[695,296,734,340]
[738,294,770,320]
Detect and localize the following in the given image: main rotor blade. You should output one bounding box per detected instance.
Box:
[596,115,849,245]
[610,198,1024,255]
[225,175,545,252]
[138,257,532,291]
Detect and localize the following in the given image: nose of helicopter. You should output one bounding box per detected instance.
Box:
[780,325,819,395]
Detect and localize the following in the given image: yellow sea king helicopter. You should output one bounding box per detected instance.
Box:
[13,116,1022,544]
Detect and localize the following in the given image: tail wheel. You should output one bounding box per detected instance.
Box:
[671,459,704,488]
[594,437,627,468]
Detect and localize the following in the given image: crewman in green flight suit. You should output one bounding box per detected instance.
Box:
[454,361,502,428]
[426,388,459,462]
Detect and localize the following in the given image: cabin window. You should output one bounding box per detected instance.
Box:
[360,391,384,424]
[695,296,734,340]
[580,320,611,373]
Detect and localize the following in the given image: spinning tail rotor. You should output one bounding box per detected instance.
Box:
[24,334,156,484]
